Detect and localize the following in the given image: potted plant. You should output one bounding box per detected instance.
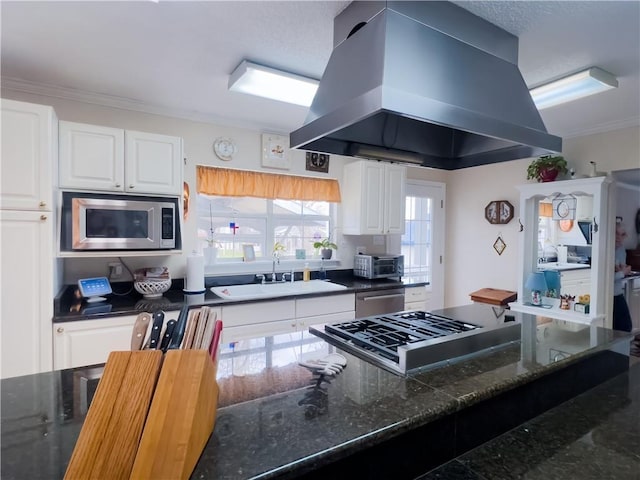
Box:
[313,238,338,260]
[526,154,568,182]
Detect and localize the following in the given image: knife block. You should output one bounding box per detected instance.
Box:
[64,349,219,480]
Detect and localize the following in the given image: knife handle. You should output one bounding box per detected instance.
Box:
[131,312,152,351]
[160,319,177,352]
[168,305,189,350]
[149,311,165,350]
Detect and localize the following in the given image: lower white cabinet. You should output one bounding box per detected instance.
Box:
[404,286,428,311]
[221,294,355,343]
[1,210,56,379]
[53,315,139,370]
[559,270,591,298]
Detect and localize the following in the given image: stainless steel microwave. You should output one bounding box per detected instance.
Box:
[60,192,180,251]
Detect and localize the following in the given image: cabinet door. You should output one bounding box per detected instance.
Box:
[384,164,406,234]
[125,130,182,195]
[53,315,138,370]
[361,162,386,234]
[1,99,55,211]
[1,211,53,378]
[59,121,125,192]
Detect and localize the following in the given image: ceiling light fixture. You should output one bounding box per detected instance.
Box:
[530,67,618,110]
[228,60,319,107]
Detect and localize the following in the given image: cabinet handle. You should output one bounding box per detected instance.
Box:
[115,183,121,188]
[39,201,46,208]
[129,184,135,189]
[57,327,64,333]
[40,215,47,221]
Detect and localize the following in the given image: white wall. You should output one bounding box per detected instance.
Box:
[443,126,640,307]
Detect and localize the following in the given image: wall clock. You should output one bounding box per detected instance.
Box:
[552,196,576,220]
[213,137,236,161]
[485,200,514,225]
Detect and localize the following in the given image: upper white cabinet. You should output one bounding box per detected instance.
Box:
[342,160,406,235]
[510,177,614,326]
[59,121,183,196]
[1,99,57,211]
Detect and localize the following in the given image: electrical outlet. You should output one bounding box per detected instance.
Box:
[108,262,123,278]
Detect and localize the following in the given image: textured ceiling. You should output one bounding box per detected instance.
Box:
[1,1,639,141]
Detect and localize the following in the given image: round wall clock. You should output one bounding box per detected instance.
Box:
[484,200,514,225]
[213,137,236,161]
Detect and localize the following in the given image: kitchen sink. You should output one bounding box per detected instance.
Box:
[210,280,347,300]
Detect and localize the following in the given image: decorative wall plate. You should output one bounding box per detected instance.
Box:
[559,219,574,232]
[493,236,506,255]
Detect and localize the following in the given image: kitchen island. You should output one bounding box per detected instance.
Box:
[1,304,633,479]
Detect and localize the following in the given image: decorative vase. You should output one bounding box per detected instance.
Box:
[539,168,559,182]
[321,248,333,260]
[203,246,218,265]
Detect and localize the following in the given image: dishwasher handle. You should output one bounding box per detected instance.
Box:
[362,293,405,301]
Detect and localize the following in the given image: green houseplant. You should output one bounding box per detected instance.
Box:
[313,238,338,260]
[526,155,568,182]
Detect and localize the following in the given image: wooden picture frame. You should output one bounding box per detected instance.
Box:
[261,134,290,170]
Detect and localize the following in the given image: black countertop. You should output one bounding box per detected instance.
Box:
[2,304,634,479]
[53,270,429,322]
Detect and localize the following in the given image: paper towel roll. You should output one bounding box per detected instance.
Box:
[184,252,205,293]
[557,246,568,264]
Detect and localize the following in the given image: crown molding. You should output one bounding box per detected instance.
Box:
[0,76,276,132]
[560,115,640,139]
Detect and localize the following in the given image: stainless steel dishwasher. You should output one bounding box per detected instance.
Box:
[355,288,405,318]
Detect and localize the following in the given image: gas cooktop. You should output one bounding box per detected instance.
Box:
[310,310,521,375]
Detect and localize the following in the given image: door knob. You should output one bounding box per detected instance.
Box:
[129,185,135,189]
[40,215,47,221]
[57,327,64,333]
[39,201,46,207]
[115,183,121,188]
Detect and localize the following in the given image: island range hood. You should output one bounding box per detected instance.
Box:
[290,1,562,170]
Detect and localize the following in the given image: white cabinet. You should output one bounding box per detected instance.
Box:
[1,99,57,211]
[1,211,55,378]
[1,99,59,379]
[59,121,183,196]
[511,177,614,326]
[53,315,138,370]
[342,161,406,235]
[559,269,591,298]
[405,285,428,311]
[221,293,356,343]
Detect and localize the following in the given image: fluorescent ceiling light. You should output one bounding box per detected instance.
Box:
[530,67,618,110]
[228,60,319,107]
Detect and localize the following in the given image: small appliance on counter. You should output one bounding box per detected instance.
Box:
[353,253,404,279]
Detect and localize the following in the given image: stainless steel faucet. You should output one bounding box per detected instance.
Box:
[271,255,280,282]
[256,274,266,284]
[282,271,294,283]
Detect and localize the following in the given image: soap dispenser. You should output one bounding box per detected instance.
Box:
[303,263,310,282]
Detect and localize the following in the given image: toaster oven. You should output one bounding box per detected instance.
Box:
[353,254,404,279]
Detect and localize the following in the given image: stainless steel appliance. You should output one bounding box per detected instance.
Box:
[355,288,405,318]
[290,1,561,169]
[310,309,521,375]
[60,192,180,251]
[354,254,403,279]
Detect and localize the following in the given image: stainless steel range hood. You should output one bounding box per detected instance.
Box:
[290,1,562,170]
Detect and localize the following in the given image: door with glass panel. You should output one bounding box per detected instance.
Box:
[401,181,445,310]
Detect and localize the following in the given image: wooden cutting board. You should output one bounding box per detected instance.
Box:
[470,288,517,306]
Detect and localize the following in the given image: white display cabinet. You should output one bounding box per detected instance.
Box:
[510,177,615,327]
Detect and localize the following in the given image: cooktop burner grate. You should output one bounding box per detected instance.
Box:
[324,311,481,363]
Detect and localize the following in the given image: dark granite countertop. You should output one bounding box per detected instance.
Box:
[53,270,428,322]
[2,304,634,479]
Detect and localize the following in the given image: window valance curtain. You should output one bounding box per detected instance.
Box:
[196,166,341,202]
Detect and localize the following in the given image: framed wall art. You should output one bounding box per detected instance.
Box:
[305,152,330,173]
[261,134,290,170]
